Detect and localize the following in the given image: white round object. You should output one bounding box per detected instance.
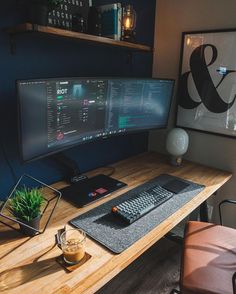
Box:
[166,128,189,156]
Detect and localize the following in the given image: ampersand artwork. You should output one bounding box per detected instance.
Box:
[179,44,236,113]
[177,31,236,138]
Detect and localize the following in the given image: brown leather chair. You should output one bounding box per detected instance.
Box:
[180,200,236,294]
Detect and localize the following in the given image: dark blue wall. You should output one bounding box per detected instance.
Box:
[0,0,156,200]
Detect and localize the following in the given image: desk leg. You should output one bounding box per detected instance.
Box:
[200,191,217,222]
[200,200,209,222]
[189,207,199,221]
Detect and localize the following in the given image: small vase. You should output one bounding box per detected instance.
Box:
[19,215,41,236]
[28,3,49,26]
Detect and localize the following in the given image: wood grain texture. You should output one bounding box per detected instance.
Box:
[6,23,152,52]
[0,152,232,294]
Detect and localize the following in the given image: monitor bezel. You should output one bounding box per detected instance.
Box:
[17,77,175,163]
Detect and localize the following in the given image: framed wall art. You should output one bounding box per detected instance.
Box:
[176,29,236,138]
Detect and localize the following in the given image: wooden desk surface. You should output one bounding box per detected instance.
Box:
[0,152,232,294]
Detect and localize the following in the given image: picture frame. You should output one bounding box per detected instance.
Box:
[176,29,236,138]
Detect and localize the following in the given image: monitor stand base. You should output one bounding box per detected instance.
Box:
[70,174,88,184]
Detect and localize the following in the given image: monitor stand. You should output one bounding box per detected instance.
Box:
[52,153,127,207]
[51,153,85,184]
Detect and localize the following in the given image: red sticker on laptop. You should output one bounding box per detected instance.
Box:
[95,188,108,194]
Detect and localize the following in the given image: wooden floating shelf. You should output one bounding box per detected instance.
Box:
[7,23,152,52]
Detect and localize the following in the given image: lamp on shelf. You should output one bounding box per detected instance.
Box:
[122,5,137,42]
[166,128,189,166]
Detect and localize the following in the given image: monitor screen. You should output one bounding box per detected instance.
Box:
[17,77,174,162]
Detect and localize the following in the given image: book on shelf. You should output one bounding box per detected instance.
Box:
[97,3,122,40]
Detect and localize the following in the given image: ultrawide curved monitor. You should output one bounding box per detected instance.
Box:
[17,77,174,162]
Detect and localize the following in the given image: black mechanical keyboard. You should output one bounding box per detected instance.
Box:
[111,185,174,224]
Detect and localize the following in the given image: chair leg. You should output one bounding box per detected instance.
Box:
[233,272,236,294]
[170,289,180,294]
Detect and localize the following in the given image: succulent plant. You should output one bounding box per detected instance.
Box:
[8,187,45,222]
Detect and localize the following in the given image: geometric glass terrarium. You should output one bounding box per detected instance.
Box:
[0,174,61,236]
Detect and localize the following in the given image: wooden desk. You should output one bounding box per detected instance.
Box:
[0,152,232,294]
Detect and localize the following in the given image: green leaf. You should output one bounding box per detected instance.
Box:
[7,187,45,222]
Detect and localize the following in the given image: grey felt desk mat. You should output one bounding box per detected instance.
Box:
[70,174,205,254]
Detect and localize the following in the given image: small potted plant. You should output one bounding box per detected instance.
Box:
[8,187,45,236]
[27,0,63,26]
